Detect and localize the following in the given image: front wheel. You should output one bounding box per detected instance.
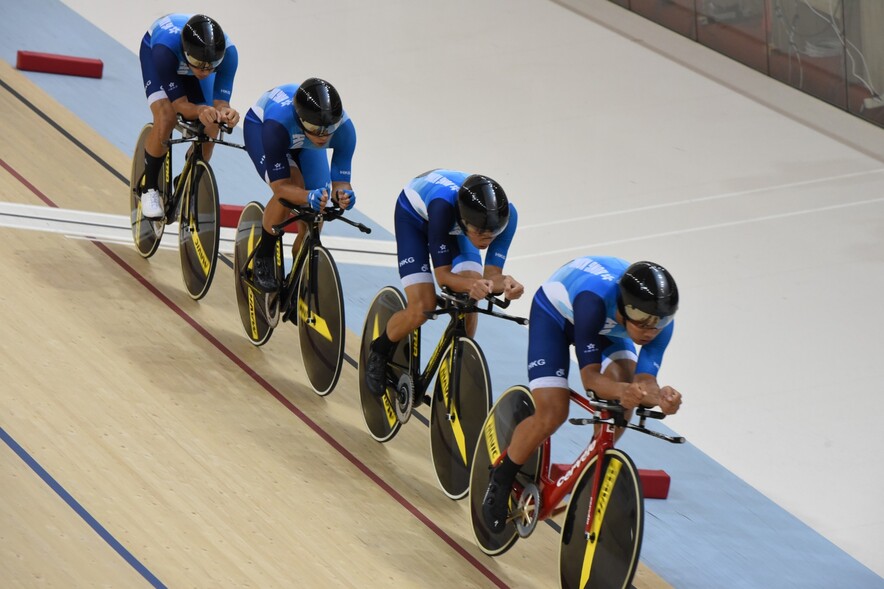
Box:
[559,448,644,589]
[469,385,539,556]
[297,245,345,396]
[429,336,491,500]
[178,160,220,300]
[358,286,414,442]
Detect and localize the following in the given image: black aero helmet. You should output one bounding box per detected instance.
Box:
[617,261,679,329]
[181,14,226,70]
[456,175,510,237]
[294,78,343,136]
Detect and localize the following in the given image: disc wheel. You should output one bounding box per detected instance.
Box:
[429,336,491,500]
[233,202,277,345]
[559,448,644,589]
[129,123,167,258]
[358,286,414,442]
[178,160,220,300]
[469,385,540,556]
[297,245,345,396]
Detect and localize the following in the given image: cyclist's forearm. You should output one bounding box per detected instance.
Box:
[171,98,205,122]
[633,373,663,407]
[434,267,473,294]
[483,266,506,293]
[581,368,631,403]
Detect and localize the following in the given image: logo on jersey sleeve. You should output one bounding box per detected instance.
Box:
[600,318,618,335]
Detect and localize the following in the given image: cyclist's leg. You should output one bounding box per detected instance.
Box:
[483,291,572,531]
[139,35,174,178]
[375,198,435,343]
[365,200,433,395]
[242,120,291,292]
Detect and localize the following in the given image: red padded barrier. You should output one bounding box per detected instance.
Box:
[16,50,103,79]
[220,204,245,229]
[639,469,671,499]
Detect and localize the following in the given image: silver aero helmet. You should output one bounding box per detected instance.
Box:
[181,14,226,70]
[617,261,679,329]
[294,78,343,137]
[456,175,510,237]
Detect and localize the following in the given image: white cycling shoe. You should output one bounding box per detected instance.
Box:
[140,188,164,219]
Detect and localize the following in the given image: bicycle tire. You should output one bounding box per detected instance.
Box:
[358,286,413,442]
[469,385,539,556]
[233,202,275,346]
[429,336,491,500]
[129,123,165,258]
[178,160,220,300]
[297,245,345,396]
[559,448,644,589]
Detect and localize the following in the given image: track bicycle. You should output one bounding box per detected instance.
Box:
[234,197,370,396]
[129,116,244,300]
[469,385,685,589]
[358,286,527,499]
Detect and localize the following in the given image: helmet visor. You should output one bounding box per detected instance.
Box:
[464,217,508,239]
[623,305,674,330]
[185,52,223,71]
[300,118,341,137]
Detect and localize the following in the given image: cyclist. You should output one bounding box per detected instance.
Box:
[243,77,356,292]
[364,169,524,397]
[138,13,240,219]
[482,256,684,532]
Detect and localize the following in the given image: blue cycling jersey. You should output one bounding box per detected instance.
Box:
[143,14,237,104]
[529,256,673,380]
[243,83,356,185]
[396,169,517,274]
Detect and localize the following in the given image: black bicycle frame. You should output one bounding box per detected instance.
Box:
[408,306,469,413]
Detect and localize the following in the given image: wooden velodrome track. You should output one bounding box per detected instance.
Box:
[0,61,671,588]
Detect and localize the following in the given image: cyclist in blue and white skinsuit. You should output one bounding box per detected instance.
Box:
[243,78,356,292]
[363,169,524,397]
[481,256,685,532]
[137,14,240,219]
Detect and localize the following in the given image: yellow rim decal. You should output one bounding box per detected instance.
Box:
[382,392,397,428]
[189,214,211,276]
[299,297,332,341]
[579,458,623,587]
[370,310,397,429]
[439,355,468,465]
[483,408,501,465]
[247,225,259,340]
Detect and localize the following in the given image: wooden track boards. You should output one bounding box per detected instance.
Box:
[0,60,671,588]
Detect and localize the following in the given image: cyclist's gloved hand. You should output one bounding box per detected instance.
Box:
[335,189,356,210]
[306,188,326,212]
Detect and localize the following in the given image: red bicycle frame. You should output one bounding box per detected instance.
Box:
[512,389,620,535]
